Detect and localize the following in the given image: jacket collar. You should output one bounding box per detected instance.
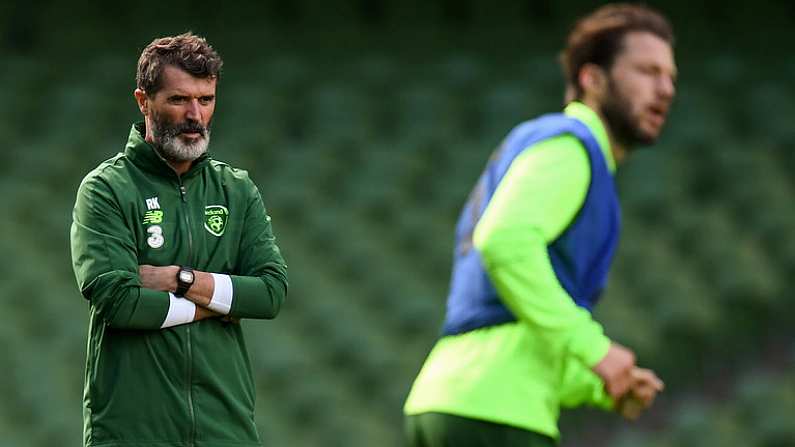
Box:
[564,102,615,174]
[124,122,210,179]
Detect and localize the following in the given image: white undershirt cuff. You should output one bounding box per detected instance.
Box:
[161,293,197,328]
[207,273,233,315]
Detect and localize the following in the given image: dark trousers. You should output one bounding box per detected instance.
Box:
[405,412,557,447]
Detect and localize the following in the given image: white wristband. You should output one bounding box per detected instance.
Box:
[161,293,197,328]
[207,273,233,315]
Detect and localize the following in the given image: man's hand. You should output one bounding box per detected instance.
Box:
[194,306,222,321]
[139,265,179,292]
[616,367,664,420]
[592,342,636,400]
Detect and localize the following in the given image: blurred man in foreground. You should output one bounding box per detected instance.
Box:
[404,4,676,446]
[70,33,288,447]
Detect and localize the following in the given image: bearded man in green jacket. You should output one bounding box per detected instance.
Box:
[70,33,288,447]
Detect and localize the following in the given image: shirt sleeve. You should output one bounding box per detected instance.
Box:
[472,135,611,368]
[71,173,171,329]
[559,354,614,410]
[227,179,288,319]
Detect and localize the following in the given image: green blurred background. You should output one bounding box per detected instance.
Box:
[2,0,794,445]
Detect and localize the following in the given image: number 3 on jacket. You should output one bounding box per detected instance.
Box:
[147,225,164,249]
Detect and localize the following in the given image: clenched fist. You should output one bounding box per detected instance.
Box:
[616,367,664,420]
[592,342,636,400]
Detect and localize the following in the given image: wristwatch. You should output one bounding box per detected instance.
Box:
[175,266,195,297]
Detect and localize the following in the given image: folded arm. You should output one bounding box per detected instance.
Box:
[71,175,176,329]
[70,174,287,330]
[142,179,288,321]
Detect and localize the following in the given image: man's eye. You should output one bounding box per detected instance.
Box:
[639,66,657,75]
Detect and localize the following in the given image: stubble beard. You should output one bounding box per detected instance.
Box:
[150,111,211,163]
[600,78,657,151]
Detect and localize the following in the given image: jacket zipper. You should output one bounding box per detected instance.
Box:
[179,180,197,446]
[149,145,201,445]
[180,184,195,257]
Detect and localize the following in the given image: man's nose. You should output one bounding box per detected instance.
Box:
[185,99,202,121]
[658,75,675,100]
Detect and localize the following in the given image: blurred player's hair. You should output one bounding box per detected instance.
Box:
[560,3,673,100]
[136,32,223,96]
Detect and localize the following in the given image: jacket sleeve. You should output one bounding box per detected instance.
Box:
[559,354,614,410]
[71,173,170,329]
[227,179,288,319]
[472,135,611,369]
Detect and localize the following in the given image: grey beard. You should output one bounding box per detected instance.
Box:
[156,130,210,162]
[150,118,211,162]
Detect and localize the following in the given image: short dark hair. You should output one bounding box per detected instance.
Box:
[136,32,223,97]
[560,3,673,99]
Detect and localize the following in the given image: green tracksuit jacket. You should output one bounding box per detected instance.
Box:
[70,123,288,447]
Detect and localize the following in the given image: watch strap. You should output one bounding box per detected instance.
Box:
[175,266,194,296]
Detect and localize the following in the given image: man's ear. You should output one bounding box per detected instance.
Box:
[134,88,148,115]
[578,63,608,100]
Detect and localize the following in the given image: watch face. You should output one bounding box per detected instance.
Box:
[179,270,194,284]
